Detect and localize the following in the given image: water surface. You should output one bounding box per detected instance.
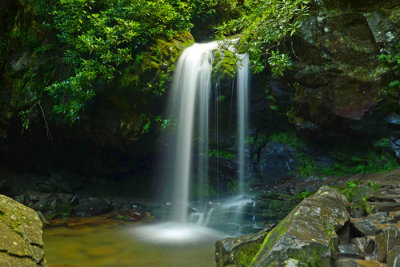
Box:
[44,222,217,267]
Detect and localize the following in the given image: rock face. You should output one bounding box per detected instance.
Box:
[290,0,400,123]
[216,186,350,266]
[0,195,46,266]
[215,225,274,267]
[216,171,400,267]
[252,186,350,266]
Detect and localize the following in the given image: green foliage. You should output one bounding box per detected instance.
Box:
[191,181,217,199]
[218,0,310,75]
[374,137,390,148]
[212,49,239,82]
[191,0,240,37]
[41,0,194,122]
[290,190,313,202]
[0,39,10,66]
[379,42,400,96]
[247,133,269,148]
[209,149,235,159]
[335,181,380,215]
[268,131,305,149]
[295,155,317,177]
[268,50,293,76]
[321,151,399,176]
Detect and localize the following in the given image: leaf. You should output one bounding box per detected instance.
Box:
[389,80,400,88]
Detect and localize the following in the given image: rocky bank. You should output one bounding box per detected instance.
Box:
[216,170,400,266]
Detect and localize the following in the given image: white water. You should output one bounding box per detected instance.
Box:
[237,54,250,195]
[169,41,219,223]
[135,42,251,244]
[167,41,251,226]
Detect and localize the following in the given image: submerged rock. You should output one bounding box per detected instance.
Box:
[0,195,46,266]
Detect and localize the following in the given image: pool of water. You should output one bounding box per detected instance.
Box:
[44,220,220,267]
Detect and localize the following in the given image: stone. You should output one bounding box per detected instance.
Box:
[390,210,400,222]
[338,243,363,259]
[376,225,400,262]
[351,236,376,259]
[251,186,350,266]
[369,201,400,213]
[386,115,400,126]
[364,236,377,257]
[387,246,400,267]
[335,258,386,267]
[257,141,297,181]
[0,195,46,266]
[215,225,274,267]
[351,217,383,236]
[72,198,111,217]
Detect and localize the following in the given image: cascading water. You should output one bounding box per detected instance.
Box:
[237,53,250,196]
[132,41,252,244]
[168,41,218,223]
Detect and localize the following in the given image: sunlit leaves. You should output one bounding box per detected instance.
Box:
[218,0,310,75]
[45,0,193,122]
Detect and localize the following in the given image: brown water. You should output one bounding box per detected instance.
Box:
[44,222,217,267]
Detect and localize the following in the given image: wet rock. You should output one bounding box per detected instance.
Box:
[386,115,400,127]
[352,237,366,254]
[338,223,350,244]
[72,198,111,217]
[0,195,46,266]
[215,225,274,267]
[335,258,385,267]
[387,246,400,267]
[351,217,383,236]
[376,225,400,262]
[365,236,376,257]
[338,243,363,259]
[350,236,376,259]
[389,210,400,222]
[368,201,400,213]
[251,186,350,266]
[389,136,400,159]
[257,141,297,181]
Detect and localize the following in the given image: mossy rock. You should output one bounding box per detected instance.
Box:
[250,186,350,266]
[215,226,273,267]
[0,195,46,266]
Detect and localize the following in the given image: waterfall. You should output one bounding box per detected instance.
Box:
[237,54,250,196]
[132,41,252,244]
[168,41,218,223]
[165,41,250,225]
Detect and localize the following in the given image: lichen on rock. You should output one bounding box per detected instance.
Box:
[0,194,46,266]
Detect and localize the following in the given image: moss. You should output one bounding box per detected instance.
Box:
[0,210,24,238]
[235,242,264,266]
[209,149,235,160]
[251,219,289,264]
[121,31,195,94]
[212,49,238,82]
[268,132,306,149]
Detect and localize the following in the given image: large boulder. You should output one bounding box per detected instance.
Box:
[251,186,350,266]
[215,225,275,267]
[0,195,46,266]
[220,186,350,266]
